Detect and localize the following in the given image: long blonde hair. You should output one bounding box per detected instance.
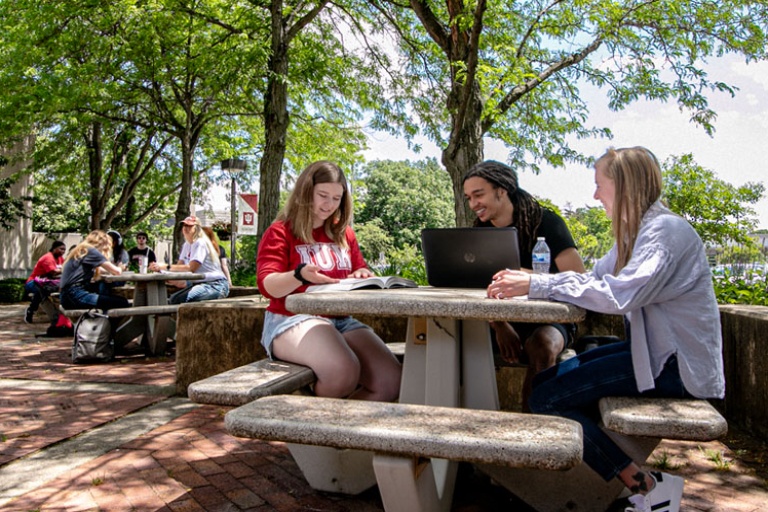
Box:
[201,226,221,255]
[66,230,113,262]
[596,147,663,273]
[184,221,221,269]
[277,161,352,247]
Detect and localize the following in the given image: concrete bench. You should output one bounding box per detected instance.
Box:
[59,304,180,319]
[600,396,727,441]
[482,396,728,512]
[225,394,583,511]
[188,359,316,406]
[189,342,406,406]
[59,304,183,356]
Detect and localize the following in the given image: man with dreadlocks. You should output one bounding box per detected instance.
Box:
[463,160,585,410]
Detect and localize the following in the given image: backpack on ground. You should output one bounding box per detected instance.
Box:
[72,310,114,363]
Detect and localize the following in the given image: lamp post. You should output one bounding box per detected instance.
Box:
[220,158,247,269]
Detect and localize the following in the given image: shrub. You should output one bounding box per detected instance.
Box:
[712,267,768,306]
[0,278,27,303]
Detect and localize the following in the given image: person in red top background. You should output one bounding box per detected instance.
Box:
[257,161,401,401]
[24,240,66,324]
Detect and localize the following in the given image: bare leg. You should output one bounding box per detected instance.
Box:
[490,321,523,363]
[272,319,361,398]
[618,462,655,495]
[522,325,565,412]
[344,328,402,401]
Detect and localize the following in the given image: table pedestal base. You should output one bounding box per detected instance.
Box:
[126,282,174,356]
[112,315,174,356]
[39,298,60,324]
[286,444,376,494]
[374,455,457,512]
[479,431,660,512]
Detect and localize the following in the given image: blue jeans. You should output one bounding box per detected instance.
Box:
[25,281,44,311]
[169,279,229,304]
[528,341,692,481]
[60,285,130,311]
[260,311,373,359]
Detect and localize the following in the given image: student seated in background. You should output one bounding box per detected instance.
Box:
[59,230,129,312]
[24,240,66,324]
[463,160,586,410]
[128,231,157,271]
[149,216,229,303]
[202,226,232,288]
[488,146,724,512]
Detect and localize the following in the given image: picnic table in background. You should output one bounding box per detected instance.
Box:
[103,271,203,355]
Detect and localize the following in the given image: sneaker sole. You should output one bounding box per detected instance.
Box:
[651,472,684,512]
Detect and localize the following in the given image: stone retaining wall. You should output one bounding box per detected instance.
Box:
[175,300,768,440]
[719,305,768,439]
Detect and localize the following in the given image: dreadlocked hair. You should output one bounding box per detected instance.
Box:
[463,160,543,253]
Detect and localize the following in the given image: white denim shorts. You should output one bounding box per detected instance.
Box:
[260,310,372,359]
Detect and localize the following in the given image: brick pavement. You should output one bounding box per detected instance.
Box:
[1,303,767,511]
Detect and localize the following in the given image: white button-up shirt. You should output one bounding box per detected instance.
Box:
[529,202,725,399]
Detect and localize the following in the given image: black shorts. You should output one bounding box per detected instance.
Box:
[491,322,576,362]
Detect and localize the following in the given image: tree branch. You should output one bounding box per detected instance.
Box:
[485,37,602,133]
[454,0,487,141]
[409,0,451,54]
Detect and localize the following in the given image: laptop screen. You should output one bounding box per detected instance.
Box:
[421,227,521,288]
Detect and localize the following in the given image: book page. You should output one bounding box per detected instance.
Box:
[306,278,382,292]
[306,276,417,292]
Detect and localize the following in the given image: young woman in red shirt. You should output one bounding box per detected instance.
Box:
[257,161,401,401]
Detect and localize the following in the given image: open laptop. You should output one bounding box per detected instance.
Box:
[421,227,521,288]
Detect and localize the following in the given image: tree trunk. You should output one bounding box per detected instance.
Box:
[441,82,485,227]
[173,135,194,258]
[85,121,104,230]
[257,0,290,240]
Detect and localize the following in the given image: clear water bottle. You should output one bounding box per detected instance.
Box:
[532,237,551,274]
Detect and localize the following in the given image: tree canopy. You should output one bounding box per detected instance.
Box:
[2,0,767,254]
[662,153,764,247]
[354,158,455,252]
[367,0,768,225]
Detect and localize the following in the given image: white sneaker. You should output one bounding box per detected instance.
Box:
[624,471,684,512]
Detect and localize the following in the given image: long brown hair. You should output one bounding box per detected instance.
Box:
[596,147,663,273]
[277,161,352,247]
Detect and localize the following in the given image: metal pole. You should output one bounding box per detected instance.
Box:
[231,175,237,269]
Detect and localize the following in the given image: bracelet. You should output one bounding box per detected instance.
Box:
[294,263,312,285]
[167,263,171,271]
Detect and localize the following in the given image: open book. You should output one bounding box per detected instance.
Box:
[306,276,418,292]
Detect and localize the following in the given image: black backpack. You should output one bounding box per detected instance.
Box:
[72,311,114,363]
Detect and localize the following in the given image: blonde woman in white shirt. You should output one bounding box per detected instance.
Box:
[150,216,229,303]
[488,147,724,512]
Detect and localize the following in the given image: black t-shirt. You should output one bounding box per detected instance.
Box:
[477,208,576,273]
[128,246,157,264]
[60,248,108,291]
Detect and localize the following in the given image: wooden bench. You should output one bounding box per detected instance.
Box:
[225,394,583,511]
[482,396,728,512]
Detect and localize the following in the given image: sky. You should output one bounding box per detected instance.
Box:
[362,55,768,230]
